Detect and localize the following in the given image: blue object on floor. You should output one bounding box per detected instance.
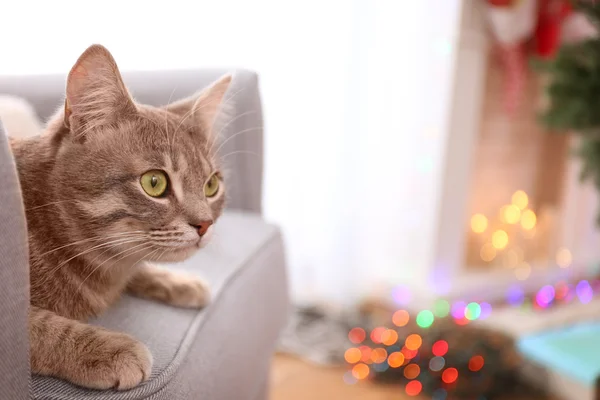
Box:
[518,322,600,385]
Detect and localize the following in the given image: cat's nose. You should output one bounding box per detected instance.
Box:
[191,220,213,237]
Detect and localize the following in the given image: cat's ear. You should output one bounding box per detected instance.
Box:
[166,74,232,135]
[64,44,136,138]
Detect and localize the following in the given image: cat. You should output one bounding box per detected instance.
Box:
[9,44,231,390]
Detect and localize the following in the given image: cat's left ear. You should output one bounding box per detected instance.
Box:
[166,74,232,135]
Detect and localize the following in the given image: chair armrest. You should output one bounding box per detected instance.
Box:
[0,122,31,399]
[0,69,265,214]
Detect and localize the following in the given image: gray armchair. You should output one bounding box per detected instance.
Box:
[0,70,289,399]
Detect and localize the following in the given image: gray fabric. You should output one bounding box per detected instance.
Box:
[0,122,31,399]
[0,69,264,214]
[32,212,289,399]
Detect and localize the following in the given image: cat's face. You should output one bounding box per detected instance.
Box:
[52,45,231,263]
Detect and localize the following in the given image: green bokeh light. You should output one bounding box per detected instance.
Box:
[433,299,450,318]
[464,302,481,321]
[416,310,435,328]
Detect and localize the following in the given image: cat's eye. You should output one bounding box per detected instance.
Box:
[140,170,168,197]
[204,174,220,198]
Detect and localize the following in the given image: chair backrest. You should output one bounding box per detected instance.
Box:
[0,69,265,214]
[0,121,31,399]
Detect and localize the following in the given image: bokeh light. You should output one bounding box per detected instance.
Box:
[359,346,372,363]
[479,302,492,319]
[442,367,458,384]
[432,340,449,357]
[370,327,386,344]
[492,229,509,249]
[432,388,448,400]
[402,346,418,360]
[451,301,466,319]
[405,334,423,350]
[370,348,388,364]
[576,280,593,304]
[348,327,366,344]
[344,348,361,364]
[403,363,421,379]
[504,249,520,268]
[536,285,556,308]
[372,362,389,373]
[433,299,450,317]
[521,209,536,230]
[416,310,434,328]
[429,356,445,372]
[343,370,357,385]
[556,247,572,268]
[392,285,412,305]
[464,302,481,320]
[352,363,370,380]
[512,190,529,210]
[515,262,531,281]
[468,355,485,372]
[392,310,410,327]
[502,204,521,224]
[405,380,423,397]
[388,352,405,368]
[480,243,497,262]
[471,214,488,233]
[506,285,525,306]
[381,329,399,346]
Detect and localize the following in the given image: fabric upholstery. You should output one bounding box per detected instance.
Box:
[32,212,288,399]
[0,69,264,214]
[0,122,31,399]
[0,69,288,399]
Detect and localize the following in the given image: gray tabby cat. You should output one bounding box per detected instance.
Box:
[10,44,230,390]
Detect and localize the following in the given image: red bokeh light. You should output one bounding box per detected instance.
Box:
[432,340,449,357]
[348,327,366,344]
[442,367,459,384]
[468,355,485,372]
[370,327,386,344]
[405,380,423,396]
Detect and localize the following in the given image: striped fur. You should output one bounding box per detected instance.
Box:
[10,45,231,390]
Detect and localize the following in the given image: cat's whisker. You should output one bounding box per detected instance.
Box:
[212,126,263,156]
[220,149,261,161]
[26,199,79,211]
[38,231,147,257]
[47,236,148,276]
[208,111,256,154]
[76,242,154,292]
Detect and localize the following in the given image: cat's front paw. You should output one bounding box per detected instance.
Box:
[168,273,211,309]
[128,265,211,309]
[76,331,152,390]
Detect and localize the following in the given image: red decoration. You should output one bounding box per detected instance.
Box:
[535,0,573,58]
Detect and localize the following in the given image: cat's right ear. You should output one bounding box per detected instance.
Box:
[64,44,136,140]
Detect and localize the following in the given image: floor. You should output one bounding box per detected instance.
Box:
[269,354,421,400]
[269,354,554,400]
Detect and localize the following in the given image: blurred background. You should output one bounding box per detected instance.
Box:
[4,0,600,399]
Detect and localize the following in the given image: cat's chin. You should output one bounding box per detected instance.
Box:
[151,246,200,263]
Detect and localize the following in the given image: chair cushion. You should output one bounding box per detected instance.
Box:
[32,211,289,399]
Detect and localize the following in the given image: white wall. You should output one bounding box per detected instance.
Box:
[0,0,464,305]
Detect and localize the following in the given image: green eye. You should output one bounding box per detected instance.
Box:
[204,174,220,198]
[140,170,168,197]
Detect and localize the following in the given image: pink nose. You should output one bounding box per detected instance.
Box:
[192,220,213,237]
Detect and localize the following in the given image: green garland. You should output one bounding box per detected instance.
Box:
[538,1,600,221]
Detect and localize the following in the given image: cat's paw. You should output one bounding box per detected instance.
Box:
[76,331,152,390]
[128,265,211,309]
[168,273,211,309]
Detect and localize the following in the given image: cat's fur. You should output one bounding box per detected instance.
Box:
[10,44,231,390]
